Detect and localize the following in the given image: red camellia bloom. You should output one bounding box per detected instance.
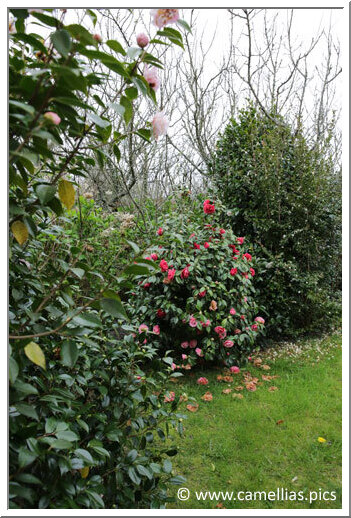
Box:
[157,309,166,318]
[250,267,255,277]
[194,242,201,249]
[236,237,245,244]
[219,228,225,235]
[243,252,252,261]
[230,268,238,276]
[203,199,215,214]
[198,290,206,298]
[143,282,151,289]
[251,324,258,331]
[214,326,227,339]
[197,377,209,385]
[242,272,249,279]
[159,259,168,272]
[181,266,190,279]
[204,242,210,249]
[157,227,163,236]
[167,268,175,281]
[151,253,158,261]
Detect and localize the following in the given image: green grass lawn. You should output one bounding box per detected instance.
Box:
[167,332,342,510]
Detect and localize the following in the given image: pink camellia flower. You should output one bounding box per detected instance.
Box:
[189,339,197,348]
[143,338,147,344]
[240,315,246,320]
[255,316,265,324]
[243,252,252,261]
[136,32,149,48]
[230,366,240,374]
[197,377,209,385]
[244,297,248,303]
[223,340,234,348]
[189,232,196,238]
[151,253,158,261]
[251,324,258,331]
[219,228,226,235]
[237,237,245,245]
[198,290,206,298]
[152,112,169,140]
[250,267,255,277]
[93,34,102,43]
[181,266,190,279]
[189,317,197,328]
[230,268,238,276]
[204,242,210,249]
[182,354,187,360]
[248,356,253,361]
[44,112,61,125]
[235,329,241,334]
[202,319,211,328]
[194,242,200,250]
[151,8,179,28]
[153,325,160,335]
[171,363,176,370]
[181,341,189,349]
[143,282,151,289]
[195,347,203,357]
[157,227,163,236]
[229,307,236,316]
[144,66,160,91]
[214,326,227,339]
[242,272,249,279]
[167,268,176,281]
[157,309,166,318]
[203,199,215,214]
[159,259,168,272]
[164,391,175,403]
[138,324,149,333]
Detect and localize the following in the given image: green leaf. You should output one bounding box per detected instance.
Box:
[87,112,111,129]
[66,24,95,46]
[123,264,151,276]
[51,439,73,450]
[136,465,153,480]
[177,19,192,33]
[51,29,72,57]
[163,459,172,473]
[9,357,19,384]
[109,102,125,117]
[9,100,35,115]
[18,447,38,468]
[58,179,75,210]
[75,448,94,464]
[100,297,128,320]
[106,39,126,55]
[15,473,42,485]
[126,449,138,463]
[16,403,39,421]
[136,128,151,142]
[125,87,138,100]
[31,11,59,28]
[72,312,102,328]
[128,466,141,485]
[120,96,133,125]
[127,47,142,60]
[70,267,85,279]
[60,341,79,368]
[24,342,46,369]
[126,240,140,254]
[56,430,79,441]
[45,417,57,433]
[35,184,56,205]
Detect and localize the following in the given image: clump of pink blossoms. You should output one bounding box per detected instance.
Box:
[152,112,169,140]
[143,66,160,91]
[151,9,179,28]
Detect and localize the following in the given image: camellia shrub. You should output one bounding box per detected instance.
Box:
[128,196,265,368]
[9,8,190,509]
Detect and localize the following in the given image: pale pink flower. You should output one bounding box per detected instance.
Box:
[153,325,160,335]
[151,8,179,28]
[181,354,187,360]
[195,347,203,357]
[189,317,197,328]
[197,377,209,385]
[230,366,240,374]
[171,362,176,370]
[164,391,175,402]
[44,112,61,125]
[144,66,160,91]
[136,32,149,48]
[138,324,149,334]
[93,34,102,43]
[223,340,234,348]
[255,316,265,324]
[181,341,189,349]
[152,112,169,140]
[230,308,236,316]
[189,339,197,348]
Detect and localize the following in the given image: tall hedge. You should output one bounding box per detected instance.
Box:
[211,104,341,338]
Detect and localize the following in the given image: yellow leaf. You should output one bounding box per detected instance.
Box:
[11,220,29,245]
[24,342,46,370]
[318,437,327,443]
[58,179,75,210]
[80,466,89,478]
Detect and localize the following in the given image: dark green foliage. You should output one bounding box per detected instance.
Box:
[211,104,341,338]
